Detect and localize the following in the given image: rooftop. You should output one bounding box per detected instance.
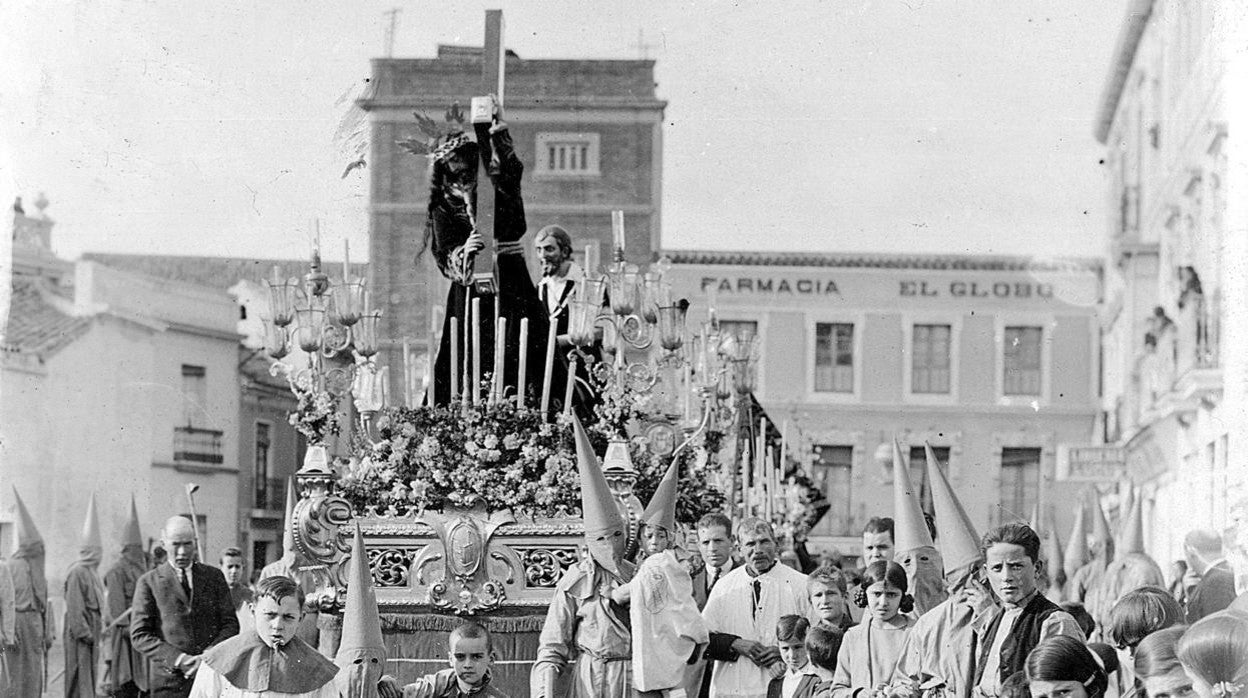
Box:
[80,253,367,291]
[2,278,92,357]
[663,249,1102,273]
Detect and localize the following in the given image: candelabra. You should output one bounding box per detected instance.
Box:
[261,243,383,469]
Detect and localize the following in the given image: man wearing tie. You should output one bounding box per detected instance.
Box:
[131,516,239,698]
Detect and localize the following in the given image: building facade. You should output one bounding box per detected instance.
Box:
[361,45,666,402]
[2,204,242,584]
[666,251,1102,556]
[1094,0,1247,564]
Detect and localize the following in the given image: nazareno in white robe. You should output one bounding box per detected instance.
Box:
[629,550,709,693]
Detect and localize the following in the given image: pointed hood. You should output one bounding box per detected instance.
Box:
[121,496,143,548]
[924,443,981,574]
[893,438,934,553]
[1119,487,1145,554]
[281,477,297,556]
[1089,490,1114,560]
[1029,503,1041,533]
[10,488,47,608]
[1038,506,1065,587]
[1062,499,1089,583]
[640,456,679,534]
[77,494,103,566]
[573,415,627,574]
[337,523,385,662]
[11,487,43,553]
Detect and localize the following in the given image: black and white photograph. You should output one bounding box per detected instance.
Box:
[2,1,1246,696]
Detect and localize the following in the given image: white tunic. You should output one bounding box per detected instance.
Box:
[702,563,812,698]
[189,663,341,698]
[629,550,709,692]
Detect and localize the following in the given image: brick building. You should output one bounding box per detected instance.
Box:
[360,45,666,400]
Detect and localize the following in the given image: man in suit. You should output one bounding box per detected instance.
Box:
[131,516,239,698]
[534,224,603,420]
[1184,529,1236,623]
[695,512,753,698]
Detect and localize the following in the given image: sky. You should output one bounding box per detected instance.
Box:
[1,0,1130,263]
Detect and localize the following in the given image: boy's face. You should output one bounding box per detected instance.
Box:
[778,638,809,673]
[643,525,672,555]
[221,555,244,585]
[984,542,1038,606]
[251,595,302,648]
[449,634,491,687]
[862,531,894,565]
[809,580,844,624]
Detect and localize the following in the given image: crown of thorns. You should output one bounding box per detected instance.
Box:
[396,103,473,163]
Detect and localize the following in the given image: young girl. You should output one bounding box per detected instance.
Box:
[1025,636,1108,698]
[827,561,916,698]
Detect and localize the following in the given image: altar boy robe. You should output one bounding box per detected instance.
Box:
[701,564,810,698]
[629,550,708,693]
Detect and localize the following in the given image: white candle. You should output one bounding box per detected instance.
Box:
[682,362,692,422]
[611,210,625,255]
[517,318,529,409]
[402,338,412,406]
[380,365,390,408]
[450,317,460,401]
[541,321,557,419]
[585,243,600,277]
[343,239,351,281]
[491,316,506,405]
[563,354,577,417]
[471,297,482,404]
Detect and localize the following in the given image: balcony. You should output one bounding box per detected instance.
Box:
[1173,297,1220,405]
[173,426,224,465]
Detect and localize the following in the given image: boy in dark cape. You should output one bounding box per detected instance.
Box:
[191,575,338,697]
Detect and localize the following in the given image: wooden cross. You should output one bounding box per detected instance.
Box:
[470,9,505,295]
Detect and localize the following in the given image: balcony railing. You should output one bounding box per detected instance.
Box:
[173,426,224,465]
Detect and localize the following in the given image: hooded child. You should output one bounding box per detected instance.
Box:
[531,416,636,698]
[103,496,150,697]
[625,455,709,697]
[893,443,998,698]
[0,488,52,698]
[1060,503,1089,604]
[335,524,387,698]
[64,494,108,698]
[191,575,339,697]
[891,440,948,616]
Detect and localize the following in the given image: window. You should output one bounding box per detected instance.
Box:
[181,364,207,426]
[254,422,271,509]
[814,323,855,393]
[812,446,853,535]
[719,320,758,343]
[1003,326,1043,396]
[912,324,952,394]
[1000,448,1041,524]
[535,132,600,176]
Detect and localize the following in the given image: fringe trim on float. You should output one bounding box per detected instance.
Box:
[380,613,547,633]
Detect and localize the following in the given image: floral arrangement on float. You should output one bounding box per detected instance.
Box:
[334,371,727,523]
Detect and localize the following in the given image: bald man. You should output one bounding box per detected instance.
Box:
[130,517,239,698]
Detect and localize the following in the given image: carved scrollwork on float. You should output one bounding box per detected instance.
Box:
[516,547,580,588]
[367,547,417,588]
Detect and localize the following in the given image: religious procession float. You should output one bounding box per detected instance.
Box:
[256,11,827,695]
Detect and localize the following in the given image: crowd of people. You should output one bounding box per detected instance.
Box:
[0,427,1243,698]
[527,427,1248,698]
